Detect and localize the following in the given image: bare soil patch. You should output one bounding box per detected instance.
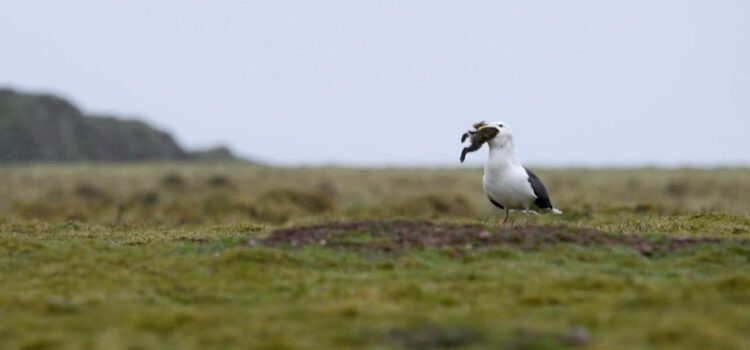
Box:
[387,325,480,349]
[259,220,732,256]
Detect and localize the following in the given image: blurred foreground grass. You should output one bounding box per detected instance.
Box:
[1,164,750,349]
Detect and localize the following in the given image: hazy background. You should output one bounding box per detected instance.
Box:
[1,0,747,167]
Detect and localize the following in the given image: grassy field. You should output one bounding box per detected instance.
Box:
[2,164,750,349]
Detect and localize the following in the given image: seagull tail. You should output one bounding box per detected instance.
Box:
[550,208,563,215]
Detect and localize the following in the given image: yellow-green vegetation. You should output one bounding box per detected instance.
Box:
[1,164,750,349]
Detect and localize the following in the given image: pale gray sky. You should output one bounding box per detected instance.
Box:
[1,1,748,166]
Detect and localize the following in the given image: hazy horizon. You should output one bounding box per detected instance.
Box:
[2,1,748,167]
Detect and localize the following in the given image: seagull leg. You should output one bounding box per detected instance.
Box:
[502,208,510,225]
[524,210,531,225]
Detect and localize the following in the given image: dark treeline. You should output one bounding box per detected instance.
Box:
[0,88,237,162]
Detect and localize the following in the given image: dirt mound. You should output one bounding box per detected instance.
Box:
[259,220,727,256]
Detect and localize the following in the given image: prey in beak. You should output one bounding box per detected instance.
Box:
[460,121,499,163]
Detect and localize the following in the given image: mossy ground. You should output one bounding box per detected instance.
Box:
[1,165,749,349]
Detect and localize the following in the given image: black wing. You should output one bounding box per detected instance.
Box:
[487,196,504,209]
[524,167,553,210]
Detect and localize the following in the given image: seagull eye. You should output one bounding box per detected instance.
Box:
[497,124,503,128]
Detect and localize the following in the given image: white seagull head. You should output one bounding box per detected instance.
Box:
[460,120,517,162]
[477,121,514,149]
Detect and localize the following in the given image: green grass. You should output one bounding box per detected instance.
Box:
[1,164,750,349]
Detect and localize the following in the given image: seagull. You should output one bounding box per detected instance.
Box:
[461,121,562,224]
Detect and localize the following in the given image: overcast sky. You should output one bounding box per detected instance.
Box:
[1,1,748,166]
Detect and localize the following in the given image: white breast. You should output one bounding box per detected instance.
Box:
[482,165,536,210]
[480,130,537,210]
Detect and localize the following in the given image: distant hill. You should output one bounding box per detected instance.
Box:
[0,88,238,162]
